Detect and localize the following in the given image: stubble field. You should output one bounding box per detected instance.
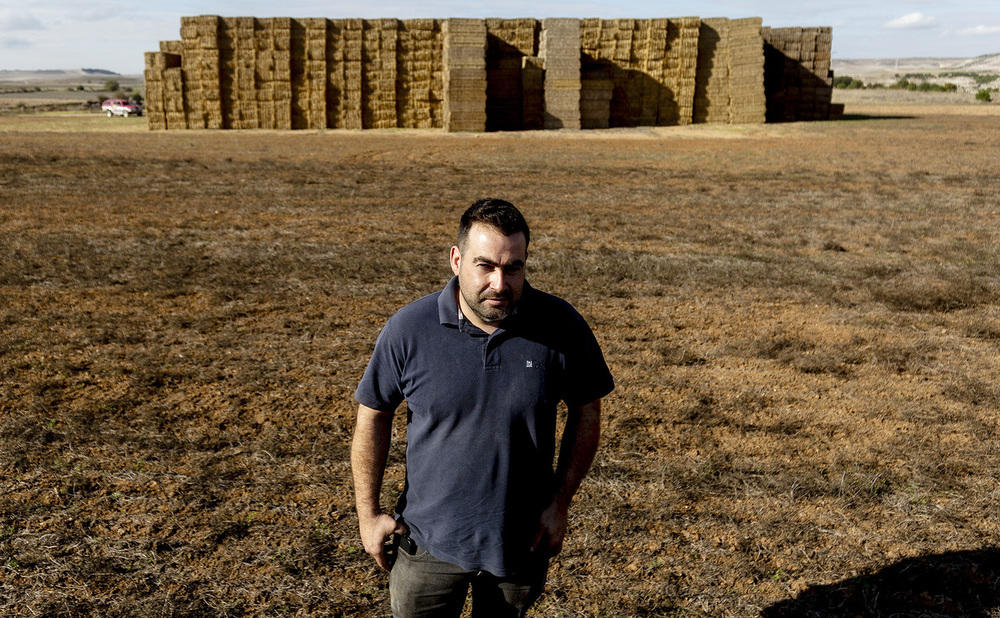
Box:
[2,105,1000,617]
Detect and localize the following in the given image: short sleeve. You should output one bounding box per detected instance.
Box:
[355,317,406,413]
[562,318,615,407]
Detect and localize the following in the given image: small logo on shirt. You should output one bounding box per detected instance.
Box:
[525,360,533,368]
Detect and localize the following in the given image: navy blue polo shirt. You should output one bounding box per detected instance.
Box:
[355,276,614,577]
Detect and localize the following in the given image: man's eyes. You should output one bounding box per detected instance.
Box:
[477,263,522,274]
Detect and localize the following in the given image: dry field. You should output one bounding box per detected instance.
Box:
[2,104,1000,617]
[0,71,144,115]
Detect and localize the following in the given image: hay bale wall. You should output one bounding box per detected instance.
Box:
[728,18,766,124]
[762,26,834,122]
[144,51,181,131]
[693,18,731,124]
[539,19,581,130]
[579,18,701,128]
[442,19,487,132]
[397,19,443,129]
[148,15,834,131]
[485,19,538,131]
[362,19,398,129]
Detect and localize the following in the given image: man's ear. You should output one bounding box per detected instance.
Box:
[449,245,461,277]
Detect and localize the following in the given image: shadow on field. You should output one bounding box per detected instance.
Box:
[839,113,917,121]
[762,548,1000,617]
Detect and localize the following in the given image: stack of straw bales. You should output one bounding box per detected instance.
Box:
[580,19,640,126]
[217,17,258,130]
[397,19,442,129]
[427,22,445,128]
[334,19,364,129]
[728,18,766,124]
[693,18,731,124]
[360,19,398,129]
[580,66,613,129]
[304,19,329,129]
[521,56,545,130]
[485,19,538,131]
[761,26,834,122]
[257,18,293,130]
[144,49,182,130]
[289,18,328,129]
[178,15,223,129]
[579,18,701,128]
[634,19,668,126]
[324,20,345,128]
[252,19,281,129]
[149,14,829,131]
[663,18,700,125]
[540,19,581,130]
[442,19,487,132]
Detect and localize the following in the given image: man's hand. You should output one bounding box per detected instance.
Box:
[531,398,601,558]
[359,511,409,571]
[352,404,405,571]
[531,500,568,557]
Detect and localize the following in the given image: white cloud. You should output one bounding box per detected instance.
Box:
[0,36,33,49]
[958,24,1000,36]
[886,12,937,30]
[0,13,44,30]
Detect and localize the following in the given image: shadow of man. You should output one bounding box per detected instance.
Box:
[762,548,1000,617]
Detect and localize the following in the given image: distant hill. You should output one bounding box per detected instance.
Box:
[832,53,1000,76]
[2,54,997,85]
[0,69,141,84]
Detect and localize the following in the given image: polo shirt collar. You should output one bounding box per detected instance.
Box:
[437,276,532,332]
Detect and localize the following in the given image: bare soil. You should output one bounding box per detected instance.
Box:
[3,105,1000,617]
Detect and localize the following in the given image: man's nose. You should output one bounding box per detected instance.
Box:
[490,270,509,291]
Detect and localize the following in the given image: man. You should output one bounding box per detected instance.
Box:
[352,198,614,617]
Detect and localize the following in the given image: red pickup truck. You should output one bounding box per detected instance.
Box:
[101,99,143,117]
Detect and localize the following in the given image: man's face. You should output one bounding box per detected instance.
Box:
[450,223,527,328]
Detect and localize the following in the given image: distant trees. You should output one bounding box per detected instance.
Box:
[102,79,120,93]
[833,75,864,89]
[834,74,961,93]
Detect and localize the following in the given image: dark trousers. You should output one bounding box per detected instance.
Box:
[389,541,548,618]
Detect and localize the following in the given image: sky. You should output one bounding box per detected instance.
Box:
[2,1,999,74]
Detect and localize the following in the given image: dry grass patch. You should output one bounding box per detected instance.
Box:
[4,113,1000,616]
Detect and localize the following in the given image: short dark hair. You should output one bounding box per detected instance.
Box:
[458,198,530,250]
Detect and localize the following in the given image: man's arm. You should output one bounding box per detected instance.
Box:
[532,398,601,556]
[351,403,408,571]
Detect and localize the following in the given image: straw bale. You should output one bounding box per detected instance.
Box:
[146,78,165,102]
[546,78,581,91]
[581,100,609,113]
[445,33,487,47]
[403,18,436,30]
[146,51,182,73]
[445,47,486,66]
[443,18,486,33]
[447,86,487,102]
[340,110,362,129]
[305,40,325,61]
[159,40,184,55]
[446,111,488,122]
[166,112,188,129]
